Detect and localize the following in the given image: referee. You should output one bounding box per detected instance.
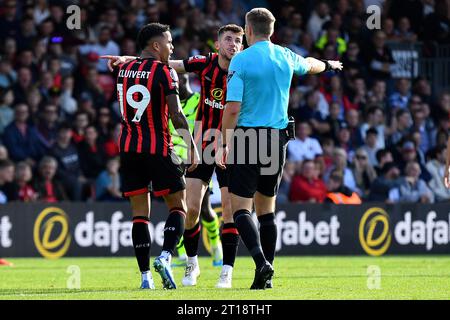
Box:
[216,8,343,289]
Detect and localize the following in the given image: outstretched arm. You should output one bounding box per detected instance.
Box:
[100,55,136,71]
[288,48,342,76]
[305,57,343,74]
[100,55,187,73]
[168,60,186,74]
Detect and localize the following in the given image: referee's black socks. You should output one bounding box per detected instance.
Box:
[162,208,186,255]
[258,213,277,265]
[233,209,267,269]
[132,216,151,273]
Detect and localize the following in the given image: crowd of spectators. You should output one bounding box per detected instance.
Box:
[0,0,449,204]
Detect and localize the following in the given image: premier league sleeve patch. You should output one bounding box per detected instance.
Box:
[169,68,179,88]
[169,68,178,82]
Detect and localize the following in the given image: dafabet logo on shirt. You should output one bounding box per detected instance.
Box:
[211,88,224,101]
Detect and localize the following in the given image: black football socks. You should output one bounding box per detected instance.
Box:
[233,209,266,269]
[258,213,277,265]
[132,216,151,272]
[162,208,186,256]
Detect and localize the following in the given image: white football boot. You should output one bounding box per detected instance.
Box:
[216,265,233,289]
[181,258,200,286]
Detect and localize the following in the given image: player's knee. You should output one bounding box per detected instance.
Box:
[255,192,276,214]
[223,197,232,213]
[164,191,187,212]
[222,202,232,220]
[187,205,201,220]
[185,201,200,224]
[187,195,202,214]
[130,194,150,217]
[220,189,232,208]
[185,212,200,229]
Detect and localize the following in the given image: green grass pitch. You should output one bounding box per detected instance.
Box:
[0,256,449,299]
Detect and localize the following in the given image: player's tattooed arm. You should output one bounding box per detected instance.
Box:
[168,60,186,74]
[167,94,200,171]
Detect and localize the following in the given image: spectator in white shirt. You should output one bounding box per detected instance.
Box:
[33,0,50,25]
[287,121,323,163]
[307,1,331,41]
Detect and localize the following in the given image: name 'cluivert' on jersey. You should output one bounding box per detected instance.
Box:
[116,57,179,156]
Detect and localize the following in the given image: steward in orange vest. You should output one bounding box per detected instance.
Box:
[326,169,363,204]
[326,189,362,204]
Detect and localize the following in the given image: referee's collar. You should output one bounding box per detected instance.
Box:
[253,40,271,46]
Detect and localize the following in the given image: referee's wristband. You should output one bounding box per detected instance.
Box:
[320,59,332,72]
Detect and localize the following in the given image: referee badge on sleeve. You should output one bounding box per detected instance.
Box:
[227,71,235,82]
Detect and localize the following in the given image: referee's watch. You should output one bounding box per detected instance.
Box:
[320,59,333,72]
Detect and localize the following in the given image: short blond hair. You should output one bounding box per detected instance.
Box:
[246,8,276,37]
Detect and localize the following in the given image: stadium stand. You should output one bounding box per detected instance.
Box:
[0,0,449,204]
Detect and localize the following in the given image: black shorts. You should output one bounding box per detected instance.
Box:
[228,127,289,198]
[120,152,186,197]
[185,163,228,188]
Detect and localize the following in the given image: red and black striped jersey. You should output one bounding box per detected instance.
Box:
[116,57,179,156]
[183,53,227,149]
